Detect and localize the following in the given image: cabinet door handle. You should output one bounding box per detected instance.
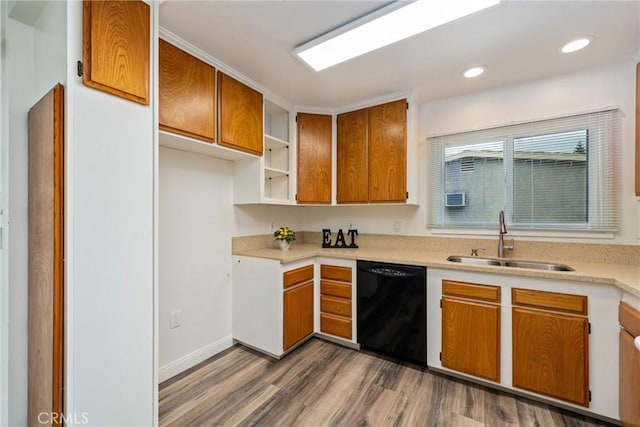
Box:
[635,335,640,351]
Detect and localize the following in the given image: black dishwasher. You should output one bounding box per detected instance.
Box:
[357,260,427,365]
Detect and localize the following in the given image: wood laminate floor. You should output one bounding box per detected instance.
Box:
[159,339,615,427]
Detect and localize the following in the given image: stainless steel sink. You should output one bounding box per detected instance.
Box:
[503,260,574,271]
[445,256,502,266]
[446,255,574,271]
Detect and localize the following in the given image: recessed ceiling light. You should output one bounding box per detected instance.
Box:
[294,0,501,72]
[463,66,486,78]
[561,38,591,53]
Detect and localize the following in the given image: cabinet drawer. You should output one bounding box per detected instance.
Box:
[512,288,587,315]
[320,280,352,299]
[283,265,314,289]
[321,296,352,317]
[320,313,352,339]
[442,280,501,303]
[320,265,352,283]
[620,301,640,337]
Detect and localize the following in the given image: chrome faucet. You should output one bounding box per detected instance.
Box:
[470,247,485,257]
[498,210,514,258]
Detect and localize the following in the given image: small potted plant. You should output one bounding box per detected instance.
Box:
[274,226,296,251]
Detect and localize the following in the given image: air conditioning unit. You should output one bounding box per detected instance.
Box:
[445,192,466,207]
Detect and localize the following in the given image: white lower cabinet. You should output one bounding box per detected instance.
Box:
[232,256,357,357]
[232,256,314,357]
[427,268,620,421]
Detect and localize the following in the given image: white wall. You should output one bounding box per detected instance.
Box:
[233,204,302,237]
[297,60,640,245]
[65,1,155,424]
[4,1,67,423]
[0,3,7,423]
[158,147,234,381]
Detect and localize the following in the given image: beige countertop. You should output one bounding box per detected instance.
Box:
[233,243,640,297]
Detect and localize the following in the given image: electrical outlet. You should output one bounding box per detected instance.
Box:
[170,310,181,329]
[393,221,401,233]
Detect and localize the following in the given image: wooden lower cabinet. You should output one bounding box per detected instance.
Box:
[283,282,314,351]
[512,307,589,406]
[319,263,353,340]
[320,265,352,283]
[232,257,316,357]
[320,313,351,340]
[321,295,351,317]
[620,302,640,427]
[441,298,500,382]
[441,280,501,382]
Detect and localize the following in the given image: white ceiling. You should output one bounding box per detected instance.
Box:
[159,0,640,109]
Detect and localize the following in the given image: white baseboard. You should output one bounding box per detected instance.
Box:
[159,335,234,383]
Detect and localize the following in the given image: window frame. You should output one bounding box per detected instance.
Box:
[427,109,618,234]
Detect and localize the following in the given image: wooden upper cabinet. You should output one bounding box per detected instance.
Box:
[159,40,215,142]
[336,99,407,204]
[368,99,407,202]
[297,113,332,204]
[337,109,368,203]
[82,0,150,105]
[217,72,263,156]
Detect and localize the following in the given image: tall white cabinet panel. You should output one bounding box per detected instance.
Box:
[65,2,155,425]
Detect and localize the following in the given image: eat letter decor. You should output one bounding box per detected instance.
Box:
[322,229,358,248]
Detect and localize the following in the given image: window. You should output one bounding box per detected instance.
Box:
[428,109,618,231]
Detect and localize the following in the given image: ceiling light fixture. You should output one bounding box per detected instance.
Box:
[463,66,485,78]
[561,37,591,53]
[294,0,501,72]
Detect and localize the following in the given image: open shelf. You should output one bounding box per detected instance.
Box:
[265,166,289,179]
[265,101,289,142]
[159,130,257,161]
[234,99,293,204]
[264,174,290,201]
[265,134,289,150]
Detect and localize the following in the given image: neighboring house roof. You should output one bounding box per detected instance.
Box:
[445,150,586,162]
